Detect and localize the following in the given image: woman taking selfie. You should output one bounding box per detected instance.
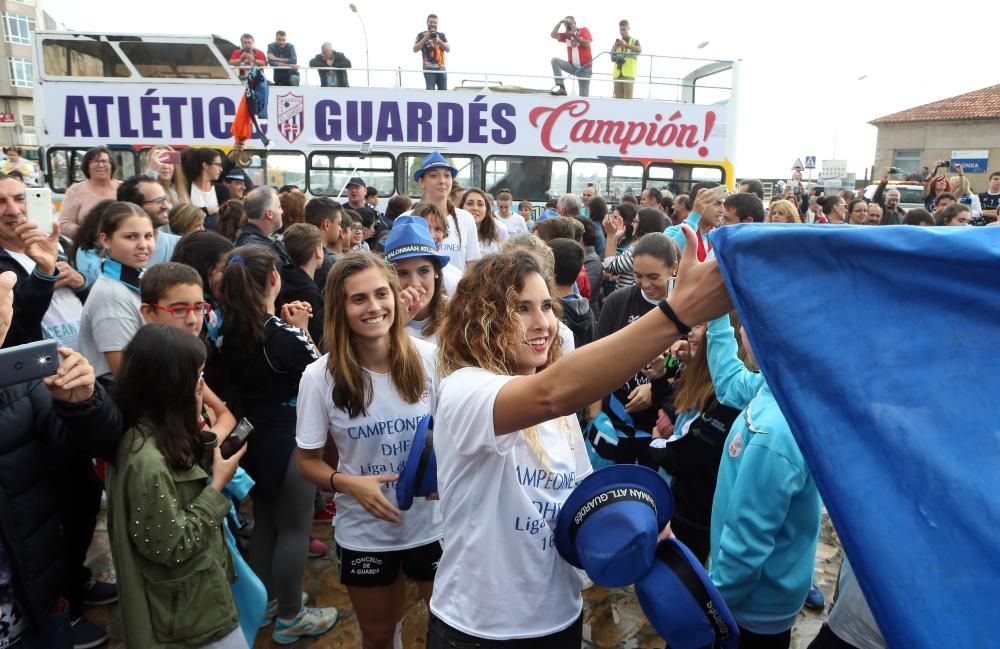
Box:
[296,252,442,649]
[424,224,730,647]
[108,324,248,648]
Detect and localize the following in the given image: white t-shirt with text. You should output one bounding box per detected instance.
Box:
[430,367,592,640]
[5,250,83,350]
[439,208,481,270]
[295,337,442,552]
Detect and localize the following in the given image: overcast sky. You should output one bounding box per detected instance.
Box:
[41,0,996,179]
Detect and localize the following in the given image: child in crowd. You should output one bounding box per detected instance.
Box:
[77,202,155,380]
[108,324,248,649]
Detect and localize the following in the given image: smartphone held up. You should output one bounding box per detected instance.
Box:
[0,339,60,388]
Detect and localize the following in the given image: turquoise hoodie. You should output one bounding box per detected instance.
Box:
[664,210,702,252]
[705,315,821,634]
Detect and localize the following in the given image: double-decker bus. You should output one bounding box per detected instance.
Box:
[33,31,739,216]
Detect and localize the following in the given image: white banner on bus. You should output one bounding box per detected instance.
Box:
[42,85,729,162]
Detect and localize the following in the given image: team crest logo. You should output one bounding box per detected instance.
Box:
[277,93,305,143]
[728,431,744,458]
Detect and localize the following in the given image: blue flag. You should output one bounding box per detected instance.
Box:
[710,224,1000,649]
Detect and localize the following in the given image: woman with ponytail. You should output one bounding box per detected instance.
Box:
[217,244,339,644]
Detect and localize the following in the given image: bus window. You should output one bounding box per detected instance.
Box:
[41,38,131,78]
[307,152,394,197]
[259,152,306,189]
[399,154,482,197]
[46,147,137,193]
[570,161,607,198]
[608,162,643,204]
[646,163,725,197]
[118,42,229,80]
[484,157,568,202]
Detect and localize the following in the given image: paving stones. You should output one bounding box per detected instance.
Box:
[89,512,842,648]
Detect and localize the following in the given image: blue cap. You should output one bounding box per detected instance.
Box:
[555,464,673,588]
[383,216,450,268]
[413,152,459,181]
[636,538,740,649]
[395,415,437,510]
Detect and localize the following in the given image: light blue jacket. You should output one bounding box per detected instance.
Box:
[663,210,702,252]
[705,315,821,634]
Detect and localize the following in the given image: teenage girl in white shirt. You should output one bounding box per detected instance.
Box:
[295,252,442,649]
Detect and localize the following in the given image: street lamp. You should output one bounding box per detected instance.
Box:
[349,3,371,87]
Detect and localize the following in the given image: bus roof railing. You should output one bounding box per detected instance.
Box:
[35,31,736,105]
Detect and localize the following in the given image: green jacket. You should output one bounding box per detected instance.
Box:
[106,421,239,648]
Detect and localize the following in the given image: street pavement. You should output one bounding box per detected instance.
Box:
[88,509,841,648]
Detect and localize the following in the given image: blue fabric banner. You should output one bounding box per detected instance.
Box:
[710,224,1000,649]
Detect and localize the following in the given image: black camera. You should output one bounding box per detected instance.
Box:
[428,30,438,38]
[888,167,901,174]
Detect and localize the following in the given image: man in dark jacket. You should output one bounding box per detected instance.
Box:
[234,186,293,268]
[549,237,595,348]
[309,43,351,87]
[0,174,86,348]
[0,271,123,646]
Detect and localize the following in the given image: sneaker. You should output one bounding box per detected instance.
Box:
[272,606,339,645]
[804,583,826,611]
[551,86,568,96]
[71,617,109,649]
[313,497,336,522]
[261,592,309,628]
[81,578,118,607]
[308,537,328,558]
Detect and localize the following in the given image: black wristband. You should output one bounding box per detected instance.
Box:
[657,300,691,336]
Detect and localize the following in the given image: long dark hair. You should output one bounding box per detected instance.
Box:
[114,324,206,470]
[181,147,222,185]
[635,207,668,237]
[462,188,501,245]
[616,203,639,247]
[69,198,114,262]
[171,230,234,301]
[218,244,278,350]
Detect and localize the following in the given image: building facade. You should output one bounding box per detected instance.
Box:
[871,84,1000,193]
[0,0,55,147]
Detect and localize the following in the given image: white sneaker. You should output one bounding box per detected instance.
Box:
[272,606,339,645]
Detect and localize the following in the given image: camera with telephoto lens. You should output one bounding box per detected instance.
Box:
[888,167,901,174]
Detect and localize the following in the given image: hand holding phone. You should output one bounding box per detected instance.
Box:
[159,151,181,165]
[25,188,53,231]
[219,418,253,459]
[0,339,59,388]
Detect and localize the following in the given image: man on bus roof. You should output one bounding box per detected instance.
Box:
[229,33,267,80]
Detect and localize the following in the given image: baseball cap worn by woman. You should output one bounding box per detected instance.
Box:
[413,151,458,181]
[555,464,673,588]
[382,216,450,268]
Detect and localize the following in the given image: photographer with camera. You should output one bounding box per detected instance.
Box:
[611,20,641,99]
[871,167,910,224]
[413,14,449,91]
[229,33,267,81]
[550,16,593,97]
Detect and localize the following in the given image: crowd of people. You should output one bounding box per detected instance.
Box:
[1,143,961,649]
